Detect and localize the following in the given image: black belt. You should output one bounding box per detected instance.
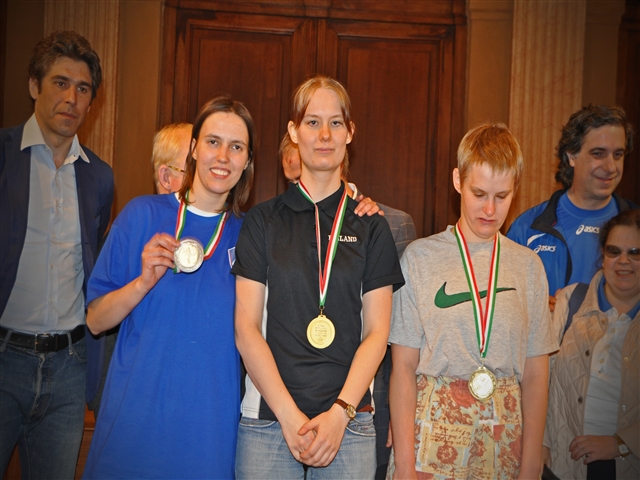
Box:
[0,325,85,353]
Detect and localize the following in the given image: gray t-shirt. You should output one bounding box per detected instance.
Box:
[390,226,558,382]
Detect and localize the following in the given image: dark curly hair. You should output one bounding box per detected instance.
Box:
[599,209,640,250]
[28,31,102,102]
[555,105,634,189]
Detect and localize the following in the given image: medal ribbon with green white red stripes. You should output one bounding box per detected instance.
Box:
[296,181,349,313]
[453,222,500,359]
[174,189,228,273]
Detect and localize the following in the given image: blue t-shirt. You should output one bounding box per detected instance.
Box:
[557,193,618,285]
[83,194,242,479]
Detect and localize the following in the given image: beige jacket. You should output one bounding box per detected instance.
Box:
[545,271,639,479]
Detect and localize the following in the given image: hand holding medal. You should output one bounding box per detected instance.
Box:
[454,222,500,402]
[139,232,180,293]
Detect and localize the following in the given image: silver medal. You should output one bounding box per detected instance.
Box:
[174,238,204,273]
[468,365,497,402]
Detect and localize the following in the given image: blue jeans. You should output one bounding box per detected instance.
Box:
[236,412,376,479]
[373,346,392,480]
[0,336,87,479]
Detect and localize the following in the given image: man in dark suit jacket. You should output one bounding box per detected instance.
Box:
[0,31,113,479]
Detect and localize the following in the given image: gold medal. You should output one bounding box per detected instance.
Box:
[297,182,349,350]
[306,314,335,349]
[174,238,204,273]
[468,365,497,402]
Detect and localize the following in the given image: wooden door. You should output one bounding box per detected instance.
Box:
[162,9,317,205]
[616,0,640,206]
[162,1,466,236]
[318,19,462,236]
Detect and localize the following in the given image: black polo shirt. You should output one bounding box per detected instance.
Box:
[232,182,404,420]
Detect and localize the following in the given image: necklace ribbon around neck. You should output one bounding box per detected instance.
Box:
[453,222,501,358]
[296,181,349,312]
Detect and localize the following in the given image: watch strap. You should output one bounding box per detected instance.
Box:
[613,434,629,457]
[334,398,356,419]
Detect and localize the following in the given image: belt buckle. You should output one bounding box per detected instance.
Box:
[34,333,55,353]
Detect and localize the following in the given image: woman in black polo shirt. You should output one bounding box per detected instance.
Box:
[233,75,404,479]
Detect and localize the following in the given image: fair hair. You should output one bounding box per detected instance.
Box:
[151,123,192,185]
[289,75,354,178]
[457,123,523,189]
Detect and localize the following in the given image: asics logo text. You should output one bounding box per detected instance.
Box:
[534,245,556,253]
[576,225,599,235]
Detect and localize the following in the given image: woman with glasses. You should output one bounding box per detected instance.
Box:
[82,95,254,479]
[544,209,639,480]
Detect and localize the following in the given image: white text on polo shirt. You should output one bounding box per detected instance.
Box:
[328,235,358,242]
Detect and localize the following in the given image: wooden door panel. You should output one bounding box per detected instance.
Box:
[320,20,459,236]
[169,11,316,206]
[162,3,466,227]
[616,0,640,206]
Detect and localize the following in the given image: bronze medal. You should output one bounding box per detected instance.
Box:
[468,365,497,402]
[306,314,335,349]
[174,238,204,273]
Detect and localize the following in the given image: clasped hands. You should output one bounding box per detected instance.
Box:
[281,404,350,468]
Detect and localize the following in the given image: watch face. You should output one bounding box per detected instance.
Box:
[619,443,629,455]
[346,405,356,420]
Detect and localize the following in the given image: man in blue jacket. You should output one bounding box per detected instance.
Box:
[507,105,636,308]
[0,31,114,478]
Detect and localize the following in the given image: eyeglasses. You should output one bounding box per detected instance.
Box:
[603,245,640,260]
[167,164,186,175]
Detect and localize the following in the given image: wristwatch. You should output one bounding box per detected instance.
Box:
[613,434,629,458]
[334,398,356,420]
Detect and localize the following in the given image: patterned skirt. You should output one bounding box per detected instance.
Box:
[387,374,523,480]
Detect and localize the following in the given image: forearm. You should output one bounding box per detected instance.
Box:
[519,355,549,478]
[337,331,388,408]
[337,286,393,407]
[86,276,149,334]
[389,345,419,473]
[87,232,178,335]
